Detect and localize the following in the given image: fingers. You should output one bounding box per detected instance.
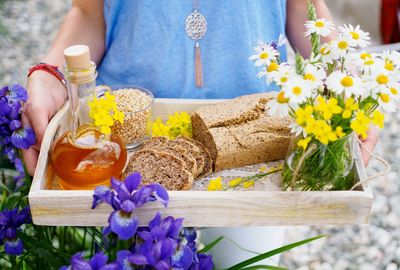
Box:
[21,105,49,176]
[21,148,38,176]
[23,103,49,146]
[360,125,379,167]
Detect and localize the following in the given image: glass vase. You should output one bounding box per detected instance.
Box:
[282,133,355,191]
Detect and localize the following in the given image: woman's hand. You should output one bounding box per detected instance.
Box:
[359,125,379,167]
[22,71,67,175]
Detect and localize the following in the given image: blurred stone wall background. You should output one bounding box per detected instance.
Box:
[1,1,399,269]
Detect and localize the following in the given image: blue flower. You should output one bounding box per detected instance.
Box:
[0,207,31,255]
[92,173,169,240]
[60,252,119,270]
[11,127,36,149]
[0,84,35,186]
[0,84,28,104]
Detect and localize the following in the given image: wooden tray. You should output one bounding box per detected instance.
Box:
[28,98,373,227]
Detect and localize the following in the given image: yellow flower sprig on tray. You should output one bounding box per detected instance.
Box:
[152,112,192,139]
[88,91,124,135]
[207,164,283,191]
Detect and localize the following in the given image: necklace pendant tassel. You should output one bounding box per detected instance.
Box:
[194,41,203,88]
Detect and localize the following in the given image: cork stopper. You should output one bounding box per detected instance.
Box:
[64,45,91,70]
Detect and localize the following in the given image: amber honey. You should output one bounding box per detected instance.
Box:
[51,125,127,190]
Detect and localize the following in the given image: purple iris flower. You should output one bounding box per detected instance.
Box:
[0,84,28,104]
[0,207,32,255]
[196,254,214,270]
[92,173,169,240]
[60,252,119,270]
[10,127,36,149]
[0,84,36,186]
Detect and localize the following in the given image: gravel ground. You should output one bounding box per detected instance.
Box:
[1,1,399,269]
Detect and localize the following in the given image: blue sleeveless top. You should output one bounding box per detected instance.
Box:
[97,0,287,99]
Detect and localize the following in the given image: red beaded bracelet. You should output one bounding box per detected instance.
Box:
[28,63,67,89]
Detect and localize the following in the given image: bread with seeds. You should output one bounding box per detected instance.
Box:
[123,149,193,190]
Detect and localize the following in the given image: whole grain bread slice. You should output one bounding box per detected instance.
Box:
[144,144,198,176]
[176,137,213,178]
[123,149,193,190]
[172,137,205,178]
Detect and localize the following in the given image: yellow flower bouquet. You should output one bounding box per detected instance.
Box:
[251,2,398,190]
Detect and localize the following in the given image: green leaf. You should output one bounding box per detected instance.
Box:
[307,0,317,21]
[240,265,287,270]
[295,53,305,75]
[226,235,326,270]
[198,236,224,253]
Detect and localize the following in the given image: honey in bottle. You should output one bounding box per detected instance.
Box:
[50,45,127,190]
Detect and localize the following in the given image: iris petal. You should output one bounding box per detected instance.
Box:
[154,184,169,207]
[124,172,141,192]
[110,210,138,240]
[128,254,148,265]
[120,200,135,213]
[7,84,28,103]
[171,245,194,269]
[89,252,108,269]
[11,127,36,149]
[4,238,24,255]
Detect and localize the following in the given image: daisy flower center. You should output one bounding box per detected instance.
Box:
[280,77,288,83]
[364,59,374,65]
[338,41,348,50]
[340,76,354,87]
[303,73,316,81]
[376,74,389,85]
[320,47,329,55]
[385,61,394,71]
[379,93,390,103]
[315,21,325,28]
[277,91,289,104]
[390,87,398,95]
[260,52,269,59]
[360,53,371,60]
[267,62,279,72]
[350,31,360,40]
[292,86,302,95]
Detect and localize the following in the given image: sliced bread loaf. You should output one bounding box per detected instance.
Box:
[123,149,193,190]
[176,137,213,177]
[192,93,291,171]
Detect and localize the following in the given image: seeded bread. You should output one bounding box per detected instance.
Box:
[192,93,291,171]
[144,143,198,176]
[170,138,205,178]
[176,137,213,177]
[123,149,194,190]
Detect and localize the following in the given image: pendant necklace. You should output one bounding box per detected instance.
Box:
[185,0,207,88]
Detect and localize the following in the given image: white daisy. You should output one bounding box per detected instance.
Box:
[365,68,398,97]
[326,71,364,97]
[289,122,307,137]
[305,18,335,37]
[339,24,370,48]
[345,51,378,74]
[267,91,295,116]
[257,61,280,83]
[282,76,313,104]
[303,64,326,89]
[329,36,356,60]
[319,43,334,65]
[270,64,295,86]
[377,92,398,113]
[380,50,400,72]
[249,42,279,67]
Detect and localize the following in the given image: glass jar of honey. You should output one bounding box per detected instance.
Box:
[50,45,127,190]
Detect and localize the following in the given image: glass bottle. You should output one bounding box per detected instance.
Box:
[50,45,127,190]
